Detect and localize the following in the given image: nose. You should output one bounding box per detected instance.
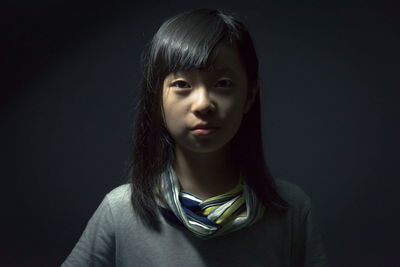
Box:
[191,87,215,116]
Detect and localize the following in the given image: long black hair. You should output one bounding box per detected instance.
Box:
[128,8,288,230]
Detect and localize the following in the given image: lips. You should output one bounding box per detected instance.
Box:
[192,123,218,130]
[191,123,218,135]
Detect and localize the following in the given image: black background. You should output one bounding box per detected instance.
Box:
[2,1,399,266]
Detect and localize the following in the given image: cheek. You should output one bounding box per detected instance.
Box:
[218,93,247,121]
[224,107,245,133]
[162,101,186,136]
[217,96,247,136]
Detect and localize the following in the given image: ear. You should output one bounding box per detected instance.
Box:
[244,80,260,114]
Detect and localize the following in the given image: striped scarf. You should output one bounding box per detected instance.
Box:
[156,165,265,239]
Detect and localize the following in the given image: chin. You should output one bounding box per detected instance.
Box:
[181,139,231,154]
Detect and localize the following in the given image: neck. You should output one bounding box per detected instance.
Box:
[173,144,240,200]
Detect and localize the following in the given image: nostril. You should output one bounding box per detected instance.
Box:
[193,103,216,115]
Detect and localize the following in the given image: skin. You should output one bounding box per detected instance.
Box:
[162,43,259,199]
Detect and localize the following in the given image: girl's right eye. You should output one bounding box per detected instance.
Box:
[171,80,190,89]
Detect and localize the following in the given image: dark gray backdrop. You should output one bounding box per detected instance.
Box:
[2,1,399,266]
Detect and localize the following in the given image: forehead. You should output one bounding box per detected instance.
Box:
[205,43,245,74]
[166,43,246,80]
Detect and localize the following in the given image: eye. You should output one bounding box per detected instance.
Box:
[171,80,190,89]
[215,79,233,88]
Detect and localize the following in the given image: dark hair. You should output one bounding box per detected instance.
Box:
[128,8,288,230]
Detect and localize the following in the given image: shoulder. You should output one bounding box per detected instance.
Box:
[101,184,133,215]
[274,180,329,265]
[275,179,311,212]
[105,183,131,202]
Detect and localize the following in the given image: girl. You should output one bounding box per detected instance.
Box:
[62,8,328,267]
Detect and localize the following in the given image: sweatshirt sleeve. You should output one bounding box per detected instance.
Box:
[304,205,329,267]
[61,195,116,267]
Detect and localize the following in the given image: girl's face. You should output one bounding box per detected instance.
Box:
[162,43,258,154]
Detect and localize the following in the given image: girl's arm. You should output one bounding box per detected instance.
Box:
[61,196,116,267]
[303,206,329,267]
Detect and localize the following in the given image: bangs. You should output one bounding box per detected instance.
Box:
[150,10,238,74]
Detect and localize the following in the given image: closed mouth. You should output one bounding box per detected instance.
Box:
[191,127,218,135]
[192,126,218,130]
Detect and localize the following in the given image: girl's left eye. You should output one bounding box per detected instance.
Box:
[216,79,233,88]
[171,80,190,88]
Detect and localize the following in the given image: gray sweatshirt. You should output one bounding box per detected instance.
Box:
[62,179,328,267]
